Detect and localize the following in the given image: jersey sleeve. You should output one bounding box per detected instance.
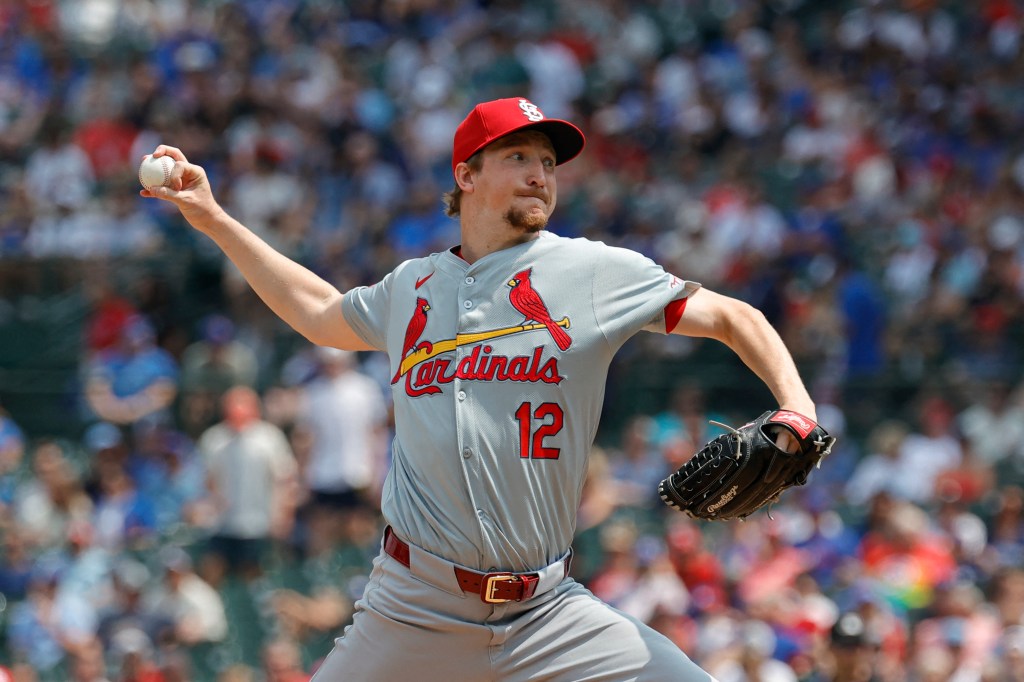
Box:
[589,243,701,349]
[341,271,396,352]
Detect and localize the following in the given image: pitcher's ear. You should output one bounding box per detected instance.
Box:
[454,161,475,192]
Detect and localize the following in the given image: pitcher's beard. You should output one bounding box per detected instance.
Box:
[504,207,548,233]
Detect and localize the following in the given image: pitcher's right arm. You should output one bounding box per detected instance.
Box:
[141,145,372,351]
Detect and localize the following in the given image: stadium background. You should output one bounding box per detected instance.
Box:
[1,0,1024,679]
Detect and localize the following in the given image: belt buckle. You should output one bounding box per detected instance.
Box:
[482,573,519,604]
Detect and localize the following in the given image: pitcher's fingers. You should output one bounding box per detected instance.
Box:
[141,185,175,200]
[775,429,798,454]
[153,145,188,163]
[167,160,190,191]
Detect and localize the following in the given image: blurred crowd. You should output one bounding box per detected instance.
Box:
[2,0,1024,680]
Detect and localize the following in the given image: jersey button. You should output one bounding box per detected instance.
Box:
[462,448,472,459]
[463,300,473,309]
[465,276,475,285]
[457,391,467,401]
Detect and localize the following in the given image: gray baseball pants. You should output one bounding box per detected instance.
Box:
[310,536,715,682]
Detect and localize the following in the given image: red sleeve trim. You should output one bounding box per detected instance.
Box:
[664,297,688,334]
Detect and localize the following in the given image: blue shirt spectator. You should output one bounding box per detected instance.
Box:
[84,315,179,427]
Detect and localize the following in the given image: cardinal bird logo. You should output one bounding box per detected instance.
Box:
[507,268,572,351]
[392,297,433,384]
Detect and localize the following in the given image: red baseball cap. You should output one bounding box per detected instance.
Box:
[452,97,586,175]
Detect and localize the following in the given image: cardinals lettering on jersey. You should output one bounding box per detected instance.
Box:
[391,268,574,397]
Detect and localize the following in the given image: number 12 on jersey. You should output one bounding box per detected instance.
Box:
[515,402,564,459]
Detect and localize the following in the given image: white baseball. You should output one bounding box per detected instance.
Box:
[138,155,174,190]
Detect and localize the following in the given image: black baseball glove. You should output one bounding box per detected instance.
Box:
[658,410,835,520]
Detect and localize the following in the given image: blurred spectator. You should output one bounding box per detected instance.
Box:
[71,90,138,184]
[906,645,955,682]
[704,619,797,682]
[83,421,126,464]
[849,591,908,681]
[179,314,259,437]
[287,346,387,554]
[786,492,861,593]
[97,558,170,653]
[734,519,814,610]
[107,627,164,682]
[90,452,157,553]
[844,420,920,506]
[806,611,881,682]
[104,190,165,258]
[7,556,97,676]
[261,637,309,682]
[126,420,204,537]
[144,546,226,646]
[13,439,92,551]
[1000,625,1024,681]
[934,496,989,578]
[196,386,298,584]
[897,395,964,504]
[587,520,643,609]
[82,272,139,357]
[605,415,664,507]
[25,195,129,261]
[650,382,728,466]
[157,649,193,682]
[270,579,351,651]
[913,580,1002,680]
[0,526,35,603]
[988,568,1024,629]
[84,314,179,427]
[387,181,460,259]
[227,142,305,242]
[68,637,111,682]
[932,438,996,509]
[601,534,690,628]
[957,379,1024,470]
[0,402,26,517]
[57,518,116,615]
[857,501,957,612]
[986,487,1024,571]
[665,519,727,615]
[23,114,94,214]
[834,260,886,428]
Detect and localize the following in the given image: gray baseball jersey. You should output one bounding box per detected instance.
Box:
[342,230,699,572]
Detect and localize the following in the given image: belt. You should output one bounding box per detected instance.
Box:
[383,526,571,604]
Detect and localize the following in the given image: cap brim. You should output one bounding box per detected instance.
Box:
[466,119,586,167]
[523,119,586,166]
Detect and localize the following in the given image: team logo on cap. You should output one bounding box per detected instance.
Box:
[519,99,544,122]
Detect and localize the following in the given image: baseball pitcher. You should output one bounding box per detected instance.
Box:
[143,97,827,681]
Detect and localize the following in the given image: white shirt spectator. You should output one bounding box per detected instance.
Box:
[24,140,95,212]
[199,417,296,539]
[296,348,388,495]
[958,383,1024,466]
[145,548,227,644]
